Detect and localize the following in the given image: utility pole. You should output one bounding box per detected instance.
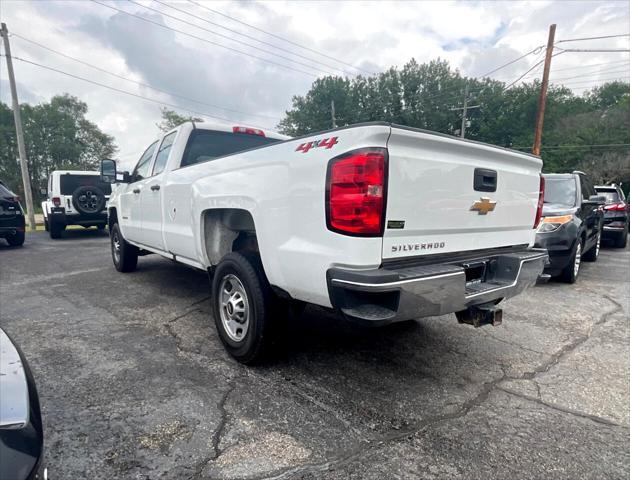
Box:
[532,23,557,156]
[330,100,337,129]
[1,23,36,231]
[450,84,479,138]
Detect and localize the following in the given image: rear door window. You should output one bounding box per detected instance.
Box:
[59,175,112,195]
[180,130,281,168]
[543,177,577,206]
[152,132,177,176]
[133,141,159,181]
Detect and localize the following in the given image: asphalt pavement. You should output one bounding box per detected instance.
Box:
[1,230,628,479]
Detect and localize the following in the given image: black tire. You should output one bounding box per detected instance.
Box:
[614,224,628,248]
[211,251,285,364]
[6,230,25,246]
[72,185,106,215]
[49,219,65,239]
[110,223,138,272]
[44,217,49,232]
[583,230,600,262]
[559,238,582,284]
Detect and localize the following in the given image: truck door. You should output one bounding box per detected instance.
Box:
[138,131,177,251]
[121,141,157,243]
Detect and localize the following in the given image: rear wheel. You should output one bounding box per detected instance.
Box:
[560,239,582,284]
[211,251,285,364]
[583,231,600,262]
[6,231,25,246]
[110,223,138,272]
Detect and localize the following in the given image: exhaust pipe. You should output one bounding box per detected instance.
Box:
[456,303,503,328]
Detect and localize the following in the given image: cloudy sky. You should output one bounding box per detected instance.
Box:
[1,0,628,167]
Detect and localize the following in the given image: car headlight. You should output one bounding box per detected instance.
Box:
[538,215,572,233]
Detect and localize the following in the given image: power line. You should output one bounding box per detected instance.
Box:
[542,59,630,73]
[151,0,356,77]
[10,32,282,122]
[477,45,545,78]
[6,55,275,129]
[555,33,630,44]
[90,0,321,77]
[186,0,376,76]
[550,67,630,82]
[556,48,630,53]
[125,0,336,76]
[503,54,550,90]
[557,76,630,87]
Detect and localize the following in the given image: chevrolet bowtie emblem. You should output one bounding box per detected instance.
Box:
[470,197,497,215]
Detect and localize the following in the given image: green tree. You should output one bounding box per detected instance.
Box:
[157,107,203,132]
[0,94,117,200]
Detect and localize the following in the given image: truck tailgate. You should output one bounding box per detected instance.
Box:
[383,126,542,260]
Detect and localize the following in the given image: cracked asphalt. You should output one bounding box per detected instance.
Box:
[1,230,629,480]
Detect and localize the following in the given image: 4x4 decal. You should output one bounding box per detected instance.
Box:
[295,136,339,153]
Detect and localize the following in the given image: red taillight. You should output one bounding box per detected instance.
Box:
[52,196,61,207]
[326,148,387,236]
[534,175,545,228]
[232,126,265,137]
[604,203,626,211]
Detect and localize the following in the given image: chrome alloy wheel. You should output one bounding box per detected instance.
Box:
[219,274,250,342]
[112,229,121,264]
[574,242,582,277]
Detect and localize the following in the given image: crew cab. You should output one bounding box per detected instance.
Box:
[101,122,547,363]
[41,170,111,239]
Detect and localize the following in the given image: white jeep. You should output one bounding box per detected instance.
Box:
[41,170,111,239]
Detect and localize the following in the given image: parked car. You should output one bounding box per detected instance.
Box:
[535,172,604,283]
[41,170,111,238]
[101,121,547,363]
[0,328,45,480]
[595,184,628,248]
[0,180,25,247]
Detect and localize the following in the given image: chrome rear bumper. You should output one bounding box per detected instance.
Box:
[327,248,547,325]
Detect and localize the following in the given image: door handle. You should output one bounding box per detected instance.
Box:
[150,184,161,191]
[133,188,141,194]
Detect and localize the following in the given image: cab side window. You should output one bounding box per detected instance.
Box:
[152,132,177,176]
[133,141,158,182]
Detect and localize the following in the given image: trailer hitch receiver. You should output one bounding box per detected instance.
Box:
[456,304,503,327]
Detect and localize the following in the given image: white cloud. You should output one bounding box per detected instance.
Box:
[0,0,628,165]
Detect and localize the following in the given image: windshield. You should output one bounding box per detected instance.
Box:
[595,189,621,204]
[60,175,112,195]
[544,177,576,206]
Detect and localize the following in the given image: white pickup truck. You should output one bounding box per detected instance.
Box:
[101,121,547,363]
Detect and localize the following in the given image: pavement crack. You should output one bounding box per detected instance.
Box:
[498,385,627,428]
[190,384,235,479]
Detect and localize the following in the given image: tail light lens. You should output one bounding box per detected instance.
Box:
[604,203,626,211]
[534,175,545,228]
[326,148,387,236]
[52,196,61,207]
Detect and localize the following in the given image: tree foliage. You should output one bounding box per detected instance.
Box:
[157,107,202,132]
[279,59,630,189]
[0,94,117,200]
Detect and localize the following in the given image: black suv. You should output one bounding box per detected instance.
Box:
[595,184,628,248]
[0,181,25,247]
[535,172,605,283]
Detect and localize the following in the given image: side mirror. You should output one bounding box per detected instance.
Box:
[101,159,117,184]
[101,159,131,183]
